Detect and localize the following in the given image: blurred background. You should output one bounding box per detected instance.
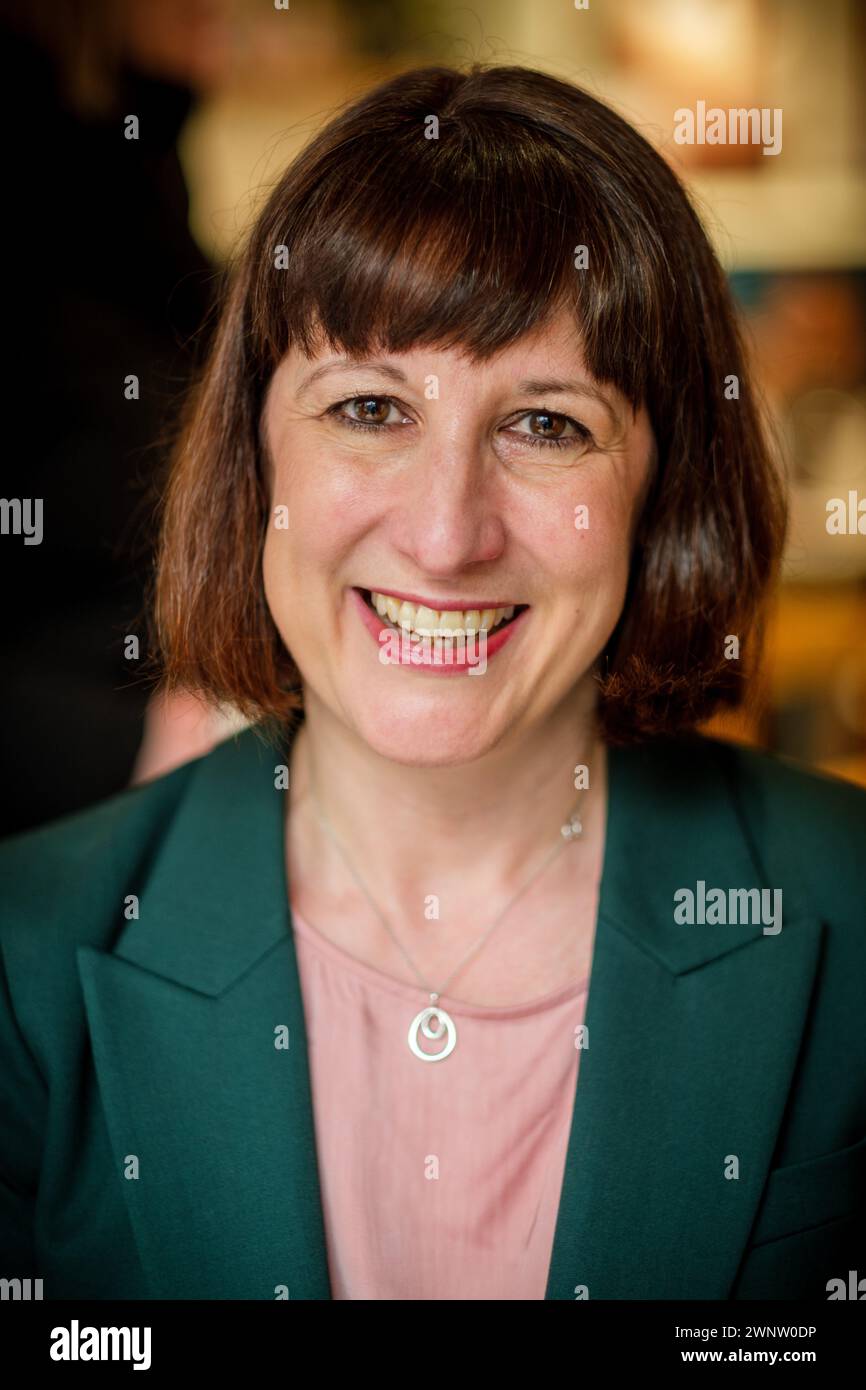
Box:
[1,0,864,835]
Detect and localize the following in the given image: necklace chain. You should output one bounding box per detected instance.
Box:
[306,762,590,1004]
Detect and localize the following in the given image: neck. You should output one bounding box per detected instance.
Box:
[287,678,605,918]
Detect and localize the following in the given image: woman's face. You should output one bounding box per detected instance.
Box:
[262,308,655,765]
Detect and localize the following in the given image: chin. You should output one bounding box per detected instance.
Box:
[345,684,514,768]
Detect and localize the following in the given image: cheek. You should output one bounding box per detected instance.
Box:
[575,508,631,587]
[262,514,334,674]
[526,481,635,604]
[261,447,367,627]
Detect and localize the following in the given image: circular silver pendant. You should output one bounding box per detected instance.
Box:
[408,1003,457,1062]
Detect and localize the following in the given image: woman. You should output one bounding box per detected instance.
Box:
[1,64,864,1302]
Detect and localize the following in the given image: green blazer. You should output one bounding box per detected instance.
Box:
[1,723,864,1300]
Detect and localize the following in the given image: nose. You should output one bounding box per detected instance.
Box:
[388,434,507,578]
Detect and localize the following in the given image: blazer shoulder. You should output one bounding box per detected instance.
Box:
[0,755,204,1152]
[635,732,866,820]
[697,734,866,919]
[0,754,197,953]
[710,734,866,830]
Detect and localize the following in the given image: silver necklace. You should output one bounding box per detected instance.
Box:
[306,775,589,1063]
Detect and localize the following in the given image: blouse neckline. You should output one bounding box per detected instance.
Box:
[289,903,590,1021]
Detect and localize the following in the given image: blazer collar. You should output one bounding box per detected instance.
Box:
[600,734,778,971]
[108,724,295,995]
[77,723,821,1299]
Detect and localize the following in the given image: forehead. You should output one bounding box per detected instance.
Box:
[271,308,622,403]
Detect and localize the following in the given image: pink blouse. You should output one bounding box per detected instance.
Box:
[290,906,589,1300]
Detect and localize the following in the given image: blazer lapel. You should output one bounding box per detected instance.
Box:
[545,738,822,1299]
[77,721,331,1299]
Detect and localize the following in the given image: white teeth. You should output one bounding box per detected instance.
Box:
[368,592,518,637]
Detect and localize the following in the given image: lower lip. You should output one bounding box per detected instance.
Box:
[350,588,529,674]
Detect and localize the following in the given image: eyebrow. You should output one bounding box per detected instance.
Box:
[296,359,408,397]
[515,378,622,426]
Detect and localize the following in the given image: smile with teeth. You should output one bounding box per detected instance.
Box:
[367,591,518,637]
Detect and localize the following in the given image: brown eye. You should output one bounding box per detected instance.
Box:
[349,397,393,424]
[528,411,568,438]
[506,410,590,449]
[329,394,413,434]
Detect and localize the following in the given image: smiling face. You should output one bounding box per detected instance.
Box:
[261,309,655,766]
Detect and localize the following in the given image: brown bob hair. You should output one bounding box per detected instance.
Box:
[153,63,786,744]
